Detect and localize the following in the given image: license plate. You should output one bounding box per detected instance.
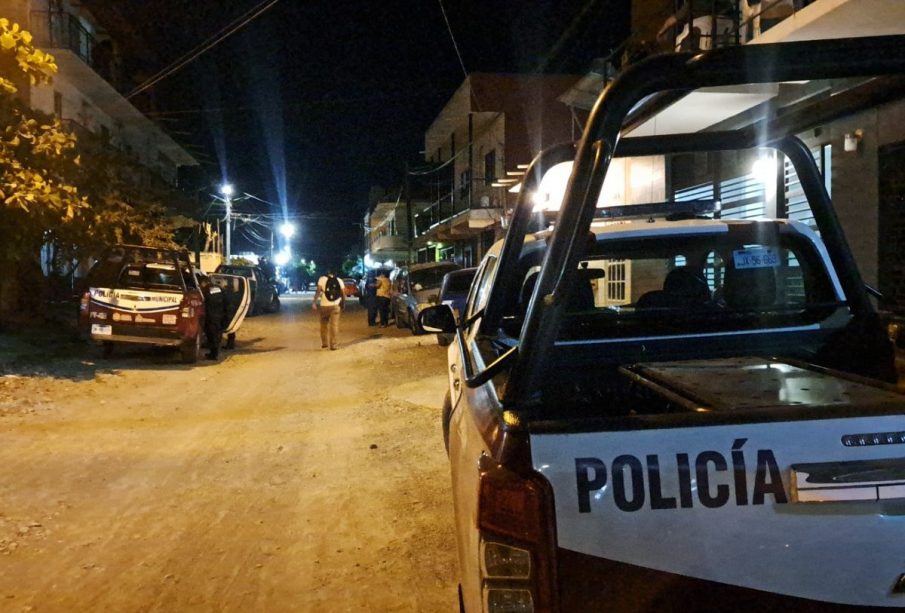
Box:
[91,324,112,336]
[733,247,779,269]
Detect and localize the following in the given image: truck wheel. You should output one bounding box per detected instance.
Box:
[395,307,405,329]
[267,294,280,313]
[442,391,452,454]
[101,341,114,358]
[180,333,200,364]
[437,333,451,347]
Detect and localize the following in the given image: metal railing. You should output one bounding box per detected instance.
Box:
[30,10,96,65]
[413,186,504,237]
[668,0,812,52]
[414,192,455,236]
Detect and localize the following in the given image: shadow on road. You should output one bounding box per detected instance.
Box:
[0,321,284,382]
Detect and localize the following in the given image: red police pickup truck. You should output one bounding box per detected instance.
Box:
[77,245,252,363]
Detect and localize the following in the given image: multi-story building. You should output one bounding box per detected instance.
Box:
[363,187,429,268]
[1,0,196,185]
[559,0,905,310]
[413,73,580,267]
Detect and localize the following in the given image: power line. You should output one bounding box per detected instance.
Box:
[126,0,282,100]
[436,0,468,81]
[142,86,442,117]
[436,0,482,111]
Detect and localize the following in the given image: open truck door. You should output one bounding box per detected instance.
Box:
[209,273,251,341]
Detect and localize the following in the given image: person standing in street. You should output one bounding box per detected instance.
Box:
[375,270,391,327]
[364,270,378,326]
[313,268,345,350]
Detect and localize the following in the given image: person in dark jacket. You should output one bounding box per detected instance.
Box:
[364,270,378,326]
[200,275,227,360]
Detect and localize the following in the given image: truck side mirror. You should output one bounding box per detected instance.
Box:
[419,304,457,333]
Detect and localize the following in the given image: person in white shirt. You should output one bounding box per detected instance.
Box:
[313,269,345,350]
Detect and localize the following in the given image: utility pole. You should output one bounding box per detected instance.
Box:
[225,197,232,260]
[405,161,413,265]
[220,183,234,260]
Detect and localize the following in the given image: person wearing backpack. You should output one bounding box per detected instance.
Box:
[313,268,346,350]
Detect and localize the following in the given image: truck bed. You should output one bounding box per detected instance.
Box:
[528,357,904,432]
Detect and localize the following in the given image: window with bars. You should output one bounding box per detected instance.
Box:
[674,170,767,220]
[784,143,831,230]
[720,174,766,220]
[601,260,631,306]
[782,144,830,302]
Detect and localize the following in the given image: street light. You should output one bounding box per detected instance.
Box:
[220,183,234,259]
[280,222,296,239]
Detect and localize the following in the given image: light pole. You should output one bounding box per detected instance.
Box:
[220,183,234,260]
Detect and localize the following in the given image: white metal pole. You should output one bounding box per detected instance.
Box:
[225,196,232,260]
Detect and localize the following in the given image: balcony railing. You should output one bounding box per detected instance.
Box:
[414,190,502,237]
[414,192,454,237]
[30,10,96,65]
[666,0,809,52]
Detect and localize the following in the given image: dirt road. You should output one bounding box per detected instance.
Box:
[0,296,458,612]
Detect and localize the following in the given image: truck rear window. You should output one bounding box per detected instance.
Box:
[512,225,841,341]
[117,263,184,292]
[85,246,190,291]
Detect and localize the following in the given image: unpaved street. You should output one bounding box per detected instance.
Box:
[0,296,458,612]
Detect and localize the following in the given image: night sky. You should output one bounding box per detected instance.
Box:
[93,0,630,267]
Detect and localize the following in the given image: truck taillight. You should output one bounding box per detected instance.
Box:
[179,296,194,318]
[478,458,558,613]
[79,291,90,312]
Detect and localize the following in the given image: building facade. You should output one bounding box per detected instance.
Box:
[560,0,905,310]
[1,0,196,184]
[413,73,580,268]
[363,188,429,268]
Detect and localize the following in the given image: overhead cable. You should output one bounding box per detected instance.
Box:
[437,1,469,78]
[436,0,483,111]
[126,0,282,100]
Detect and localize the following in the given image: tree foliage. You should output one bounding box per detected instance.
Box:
[0,18,56,95]
[0,20,188,314]
[0,19,85,266]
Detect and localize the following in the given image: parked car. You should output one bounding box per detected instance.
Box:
[342,277,360,299]
[418,36,905,612]
[391,261,460,334]
[215,264,280,315]
[436,267,476,346]
[78,245,248,363]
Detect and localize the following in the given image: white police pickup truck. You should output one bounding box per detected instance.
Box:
[420,37,905,612]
